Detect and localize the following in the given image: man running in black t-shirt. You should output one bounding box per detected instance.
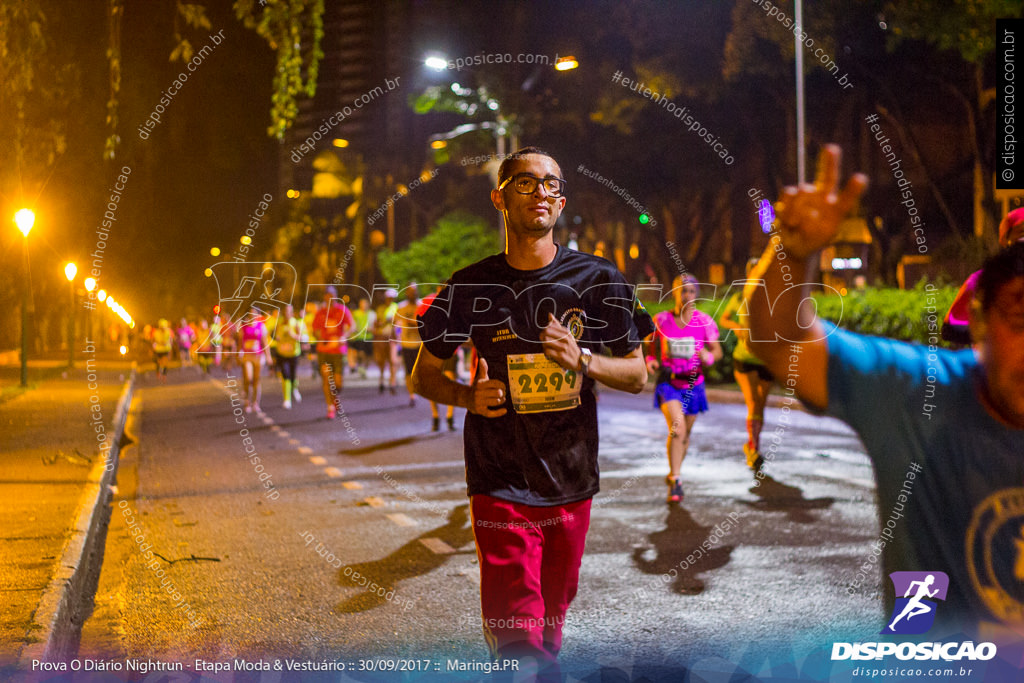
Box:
[414,147,654,681]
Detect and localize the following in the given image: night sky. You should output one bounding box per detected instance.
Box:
[3,0,999,331]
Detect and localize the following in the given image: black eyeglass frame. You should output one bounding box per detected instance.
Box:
[497,173,567,197]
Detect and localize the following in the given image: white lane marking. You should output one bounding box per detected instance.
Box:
[309,456,327,465]
[386,513,417,527]
[324,467,344,478]
[342,481,363,490]
[277,430,290,438]
[298,446,312,455]
[420,538,456,555]
[289,439,301,446]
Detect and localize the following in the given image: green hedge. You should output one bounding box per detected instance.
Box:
[813,281,958,344]
[639,281,959,384]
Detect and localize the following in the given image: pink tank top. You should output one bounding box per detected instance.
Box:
[241,321,265,352]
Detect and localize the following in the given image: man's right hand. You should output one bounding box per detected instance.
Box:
[469,358,508,417]
[774,145,868,260]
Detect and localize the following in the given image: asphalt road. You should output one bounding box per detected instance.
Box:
[75,364,889,681]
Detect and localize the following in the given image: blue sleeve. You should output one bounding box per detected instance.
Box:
[824,322,973,476]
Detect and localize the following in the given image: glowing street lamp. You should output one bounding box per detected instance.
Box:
[424,55,447,71]
[97,289,107,302]
[554,56,579,72]
[82,277,96,346]
[210,247,221,257]
[64,262,77,368]
[15,208,35,237]
[15,209,35,386]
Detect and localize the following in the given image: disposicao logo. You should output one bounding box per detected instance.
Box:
[881,571,949,635]
[831,571,997,662]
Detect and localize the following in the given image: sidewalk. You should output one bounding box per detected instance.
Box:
[0,354,134,671]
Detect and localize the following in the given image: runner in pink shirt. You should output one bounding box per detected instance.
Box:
[646,274,723,503]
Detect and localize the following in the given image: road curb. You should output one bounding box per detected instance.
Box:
[18,363,137,667]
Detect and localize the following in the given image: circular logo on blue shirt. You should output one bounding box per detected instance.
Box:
[966,487,1024,624]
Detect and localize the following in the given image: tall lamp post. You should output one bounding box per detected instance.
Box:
[64,262,77,368]
[15,209,35,387]
[83,277,96,348]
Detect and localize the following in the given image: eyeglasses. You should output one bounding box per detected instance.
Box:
[498,173,566,197]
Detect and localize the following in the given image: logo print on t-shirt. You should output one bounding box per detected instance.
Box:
[880,571,949,635]
[560,307,586,340]
[967,488,1024,624]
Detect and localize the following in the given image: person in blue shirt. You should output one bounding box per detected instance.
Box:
[745,145,1024,640]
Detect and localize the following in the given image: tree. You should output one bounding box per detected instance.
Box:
[0,0,81,350]
[233,0,325,140]
[883,0,1024,245]
[376,212,500,286]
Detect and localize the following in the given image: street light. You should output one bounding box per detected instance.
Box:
[554,56,579,71]
[83,278,96,348]
[65,262,77,368]
[424,55,447,71]
[15,209,35,237]
[15,209,35,387]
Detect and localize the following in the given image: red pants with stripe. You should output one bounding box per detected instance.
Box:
[470,494,592,681]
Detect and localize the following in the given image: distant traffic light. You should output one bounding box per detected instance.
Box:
[639,213,650,225]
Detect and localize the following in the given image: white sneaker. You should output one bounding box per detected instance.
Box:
[283,399,292,409]
[292,388,301,403]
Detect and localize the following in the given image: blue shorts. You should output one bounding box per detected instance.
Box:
[654,381,709,414]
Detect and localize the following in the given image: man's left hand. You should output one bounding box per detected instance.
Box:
[540,313,582,371]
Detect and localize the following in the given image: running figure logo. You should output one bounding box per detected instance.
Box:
[881,571,949,635]
[206,262,297,349]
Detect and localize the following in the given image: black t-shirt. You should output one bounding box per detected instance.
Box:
[419,246,655,506]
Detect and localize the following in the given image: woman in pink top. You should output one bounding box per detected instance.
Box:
[238,306,272,412]
[645,275,723,503]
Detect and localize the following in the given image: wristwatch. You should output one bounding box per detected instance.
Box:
[578,347,593,376]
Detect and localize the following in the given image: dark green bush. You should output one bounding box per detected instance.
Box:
[639,280,960,384]
[812,280,958,345]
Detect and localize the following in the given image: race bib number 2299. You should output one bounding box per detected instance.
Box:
[506,353,582,414]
